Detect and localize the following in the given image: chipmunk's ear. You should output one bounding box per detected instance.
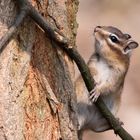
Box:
[124,34,131,39]
[123,41,138,54]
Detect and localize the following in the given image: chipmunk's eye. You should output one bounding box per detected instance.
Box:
[109,35,119,43]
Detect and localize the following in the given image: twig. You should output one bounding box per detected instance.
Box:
[0,0,135,139]
[0,10,27,52]
[16,0,68,45]
[0,0,67,53]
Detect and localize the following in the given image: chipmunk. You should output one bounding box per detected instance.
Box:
[75,26,138,139]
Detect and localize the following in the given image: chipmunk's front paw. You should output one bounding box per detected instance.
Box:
[89,87,100,102]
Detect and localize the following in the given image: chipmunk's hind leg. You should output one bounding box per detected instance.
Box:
[91,118,111,132]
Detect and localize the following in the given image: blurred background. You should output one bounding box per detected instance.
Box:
[76,0,140,139]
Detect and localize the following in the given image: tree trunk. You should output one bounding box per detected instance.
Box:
[0,0,79,140]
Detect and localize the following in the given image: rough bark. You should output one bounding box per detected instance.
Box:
[0,0,79,140]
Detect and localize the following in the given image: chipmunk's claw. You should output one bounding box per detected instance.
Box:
[89,88,100,102]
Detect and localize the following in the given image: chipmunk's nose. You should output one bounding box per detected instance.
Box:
[97,26,101,28]
[94,26,102,32]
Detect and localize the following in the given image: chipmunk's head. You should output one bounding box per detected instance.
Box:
[94,26,138,58]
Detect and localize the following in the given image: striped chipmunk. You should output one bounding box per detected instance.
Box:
[75,26,139,139]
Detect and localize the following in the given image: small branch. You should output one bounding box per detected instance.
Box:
[0,0,135,139]
[17,0,68,44]
[0,9,27,53]
[0,0,67,53]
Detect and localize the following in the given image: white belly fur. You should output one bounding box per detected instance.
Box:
[91,59,112,84]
